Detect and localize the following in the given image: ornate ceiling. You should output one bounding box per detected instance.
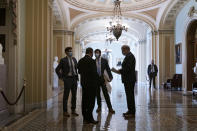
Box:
[64,0,167,12]
[52,0,191,41]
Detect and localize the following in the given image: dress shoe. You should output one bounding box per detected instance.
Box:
[122,111,130,116]
[96,107,101,113]
[83,120,91,125]
[63,112,70,117]
[89,120,99,124]
[123,111,135,116]
[109,108,115,114]
[71,111,79,116]
[124,113,135,118]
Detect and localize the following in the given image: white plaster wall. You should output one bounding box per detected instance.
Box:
[175,0,197,74]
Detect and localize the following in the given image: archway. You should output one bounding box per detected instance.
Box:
[186,20,197,91]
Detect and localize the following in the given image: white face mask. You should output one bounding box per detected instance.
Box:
[95,53,100,58]
[68,52,72,57]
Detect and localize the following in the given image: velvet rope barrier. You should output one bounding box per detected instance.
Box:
[0,80,26,105]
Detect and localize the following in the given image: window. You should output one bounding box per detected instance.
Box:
[0,8,6,26]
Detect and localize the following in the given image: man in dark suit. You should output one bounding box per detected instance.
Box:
[147,60,158,89]
[55,47,79,117]
[94,49,115,114]
[78,47,99,124]
[112,45,136,118]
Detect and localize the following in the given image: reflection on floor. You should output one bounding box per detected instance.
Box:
[4,76,197,131]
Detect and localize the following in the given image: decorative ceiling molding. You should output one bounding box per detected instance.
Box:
[69,8,86,21]
[64,0,167,12]
[161,0,190,29]
[52,0,63,25]
[74,16,149,42]
[141,8,159,21]
[70,13,156,31]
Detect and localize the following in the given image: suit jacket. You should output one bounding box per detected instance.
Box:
[78,55,99,87]
[95,58,113,83]
[55,56,78,80]
[119,52,136,84]
[147,64,158,77]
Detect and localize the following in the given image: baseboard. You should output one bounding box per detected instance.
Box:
[25,101,47,113]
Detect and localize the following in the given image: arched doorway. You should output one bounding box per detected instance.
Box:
[186,20,197,91]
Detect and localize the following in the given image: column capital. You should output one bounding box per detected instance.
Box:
[151,30,158,35]
[48,0,54,8]
[138,39,146,44]
[158,29,174,34]
[75,40,80,44]
[53,29,75,35]
[151,29,174,35]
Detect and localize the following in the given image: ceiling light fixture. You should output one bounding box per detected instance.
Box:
[105,32,116,44]
[107,0,128,41]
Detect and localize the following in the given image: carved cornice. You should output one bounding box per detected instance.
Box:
[151,30,158,35]
[53,29,74,35]
[151,29,174,35]
[158,29,174,34]
[65,0,167,12]
[138,39,147,44]
[75,40,80,44]
[164,0,190,29]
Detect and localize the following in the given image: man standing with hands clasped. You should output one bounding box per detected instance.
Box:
[111,45,136,118]
[147,60,158,89]
[94,49,115,114]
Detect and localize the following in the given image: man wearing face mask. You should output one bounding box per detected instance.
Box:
[94,49,115,114]
[78,47,99,124]
[111,45,136,118]
[56,47,79,117]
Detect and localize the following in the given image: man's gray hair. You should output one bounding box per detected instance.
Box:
[121,45,130,51]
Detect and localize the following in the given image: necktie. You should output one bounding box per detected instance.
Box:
[70,58,74,76]
[97,60,101,76]
[151,65,155,73]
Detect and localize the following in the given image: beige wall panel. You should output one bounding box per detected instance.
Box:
[25,0,51,111]
[165,36,170,79]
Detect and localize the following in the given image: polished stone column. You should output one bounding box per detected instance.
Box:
[74,40,81,61]
[138,40,147,84]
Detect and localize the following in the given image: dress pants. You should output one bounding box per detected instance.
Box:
[82,85,96,121]
[149,74,156,88]
[63,77,77,112]
[96,82,112,109]
[124,82,136,114]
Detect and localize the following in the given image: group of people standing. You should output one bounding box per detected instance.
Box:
[55,45,137,124]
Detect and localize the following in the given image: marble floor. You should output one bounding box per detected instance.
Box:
[4,76,197,131]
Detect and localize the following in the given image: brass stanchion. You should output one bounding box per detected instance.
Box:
[23,79,26,113]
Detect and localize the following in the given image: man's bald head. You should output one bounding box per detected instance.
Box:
[121,45,130,56]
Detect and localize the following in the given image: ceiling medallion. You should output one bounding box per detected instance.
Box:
[107,0,127,41]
